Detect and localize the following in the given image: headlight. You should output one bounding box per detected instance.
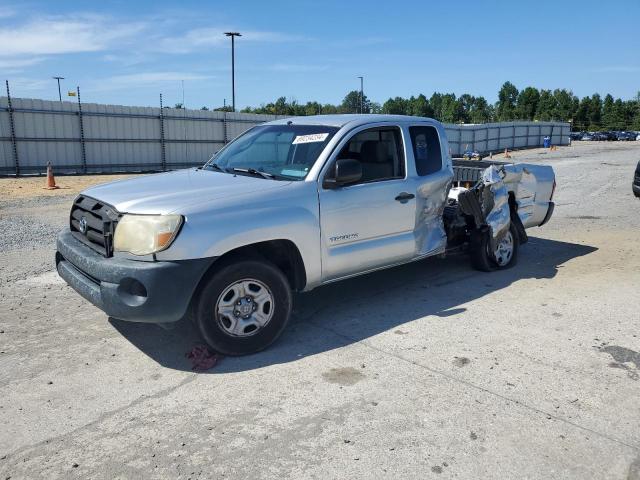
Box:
[114,214,183,256]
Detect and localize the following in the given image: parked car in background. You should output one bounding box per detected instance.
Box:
[570,132,583,141]
[581,133,594,141]
[617,131,636,141]
[634,160,640,198]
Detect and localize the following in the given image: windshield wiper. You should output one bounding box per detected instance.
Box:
[207,163,228,173]
[229,167,277,180]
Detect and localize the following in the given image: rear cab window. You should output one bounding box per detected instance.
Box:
[409,126,442,176]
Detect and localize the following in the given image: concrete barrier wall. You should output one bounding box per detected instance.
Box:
[0,97,569,175]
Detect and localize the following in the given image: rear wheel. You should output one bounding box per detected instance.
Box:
[471,222,519,272]
[195,259,292,355]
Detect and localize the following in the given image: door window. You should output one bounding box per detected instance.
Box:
[409,126,442,176]
[329,127,405,184]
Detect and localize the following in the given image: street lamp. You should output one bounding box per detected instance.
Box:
[357,76,364,114]
[52,76,64,102]
[224,32,241,112]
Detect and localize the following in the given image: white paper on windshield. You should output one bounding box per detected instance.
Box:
[281,169,307,177]
[292,133,329,144]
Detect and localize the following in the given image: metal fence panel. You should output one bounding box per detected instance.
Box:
[443,121,570,156]
[0,96,570,175]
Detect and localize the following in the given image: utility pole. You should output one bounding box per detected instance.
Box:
[357,76,364,114]
[224,32,242,112]
[52,76,64,102]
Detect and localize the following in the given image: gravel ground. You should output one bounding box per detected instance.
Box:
[0,142,639,479]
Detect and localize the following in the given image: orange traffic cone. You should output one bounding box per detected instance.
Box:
[504,148,511,159]
[45,162,59,190]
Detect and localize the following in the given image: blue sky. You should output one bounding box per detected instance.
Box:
[1,0,639,109]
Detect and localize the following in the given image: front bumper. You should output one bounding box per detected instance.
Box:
[633,182,640,198]
[56,228,215,323]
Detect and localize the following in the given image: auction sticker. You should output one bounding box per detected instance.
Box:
[292,133,329,144]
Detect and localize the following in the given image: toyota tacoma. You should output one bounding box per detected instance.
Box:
[56,115,556,355]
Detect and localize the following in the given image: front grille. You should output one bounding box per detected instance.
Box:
[69,195,120,257]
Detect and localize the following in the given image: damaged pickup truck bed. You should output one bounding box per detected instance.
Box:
[56,115,555,355]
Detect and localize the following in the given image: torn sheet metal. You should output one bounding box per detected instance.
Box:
[414,168,453,257]
[500,164,537,227]
[481,165,511,245]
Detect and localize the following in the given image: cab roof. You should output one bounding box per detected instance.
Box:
[265,114,437,129]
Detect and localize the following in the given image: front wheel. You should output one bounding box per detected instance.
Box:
[470,222,520,272]
[195,259,292,355]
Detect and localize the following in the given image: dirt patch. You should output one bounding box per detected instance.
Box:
[0,174,141,200]
[453,356,471,367]
[321,367,365,386]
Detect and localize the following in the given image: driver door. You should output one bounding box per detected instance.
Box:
[318,125,417,281]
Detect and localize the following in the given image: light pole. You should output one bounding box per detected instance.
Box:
[357,76,364,114]
[224,32,241,112]
[52,76,64,102]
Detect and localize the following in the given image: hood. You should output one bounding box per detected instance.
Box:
[82,168,292,214]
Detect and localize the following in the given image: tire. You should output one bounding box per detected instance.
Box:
[195,259,292,356]
[470,222,519,272]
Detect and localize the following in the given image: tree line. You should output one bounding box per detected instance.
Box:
[214,82,640,131]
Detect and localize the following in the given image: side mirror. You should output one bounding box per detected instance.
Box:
[324,158,362,189]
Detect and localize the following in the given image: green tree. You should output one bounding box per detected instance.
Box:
[602,94,615,129]
[496,81,519,121]
[408,94,433,117]
[552,89,577,122]
[574,97,591,130]
[633,92,640,130]
[340,90,370,113]
[440,94,464,123]
[321,103,339,114]
[535,90,557,121]
[429,92,444,121]
[611,99,627,130]
[369,102,382,114]
[303,101,322,116]
[588,94,602,129]
[382,97,410,115]
[516,87,540,120]
[469,96,493,123]
[456,94,472,123]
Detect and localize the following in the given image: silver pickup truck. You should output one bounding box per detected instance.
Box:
[56,115,555,355]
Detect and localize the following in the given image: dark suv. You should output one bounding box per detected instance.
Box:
[634,160,640,198]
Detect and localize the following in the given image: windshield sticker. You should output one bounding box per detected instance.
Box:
[292,133,329,144]
[281,169,307,177]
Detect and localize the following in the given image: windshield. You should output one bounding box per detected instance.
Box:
[204,124,339,180]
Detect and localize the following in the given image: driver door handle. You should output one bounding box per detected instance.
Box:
[395,192,415,203]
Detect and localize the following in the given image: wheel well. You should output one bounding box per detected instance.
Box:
[507,191,528,244]
[199,240,307,293]
[508,191,517,212]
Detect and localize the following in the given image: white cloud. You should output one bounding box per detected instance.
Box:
[158,28,308,54]
[0,6,15,19]
[592,66,640,73]
[6,77,51,92]
[0,57,45,69]
[102,71,213,87]
[270,63,328,73]
[0,15,147,57]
